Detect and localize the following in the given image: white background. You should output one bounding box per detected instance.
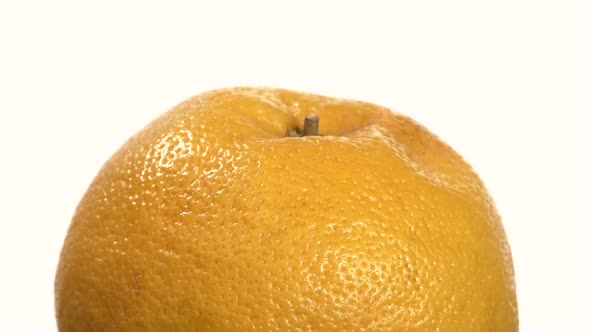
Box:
[1,1,589,331]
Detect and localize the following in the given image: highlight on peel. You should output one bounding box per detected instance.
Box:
[55,87,518,331]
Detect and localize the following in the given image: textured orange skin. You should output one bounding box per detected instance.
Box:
[55,88,518,331]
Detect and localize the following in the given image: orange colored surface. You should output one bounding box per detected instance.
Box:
[55,87,518,331]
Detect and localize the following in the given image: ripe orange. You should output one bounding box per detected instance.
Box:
[55,87,518,331]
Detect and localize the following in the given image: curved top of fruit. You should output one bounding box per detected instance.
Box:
[55,87,517,331]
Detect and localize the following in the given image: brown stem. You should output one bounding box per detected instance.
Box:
[303,115,319,136]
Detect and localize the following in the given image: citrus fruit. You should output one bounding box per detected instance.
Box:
[55,87,518,331]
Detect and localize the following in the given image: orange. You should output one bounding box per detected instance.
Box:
[55,87,518,331]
